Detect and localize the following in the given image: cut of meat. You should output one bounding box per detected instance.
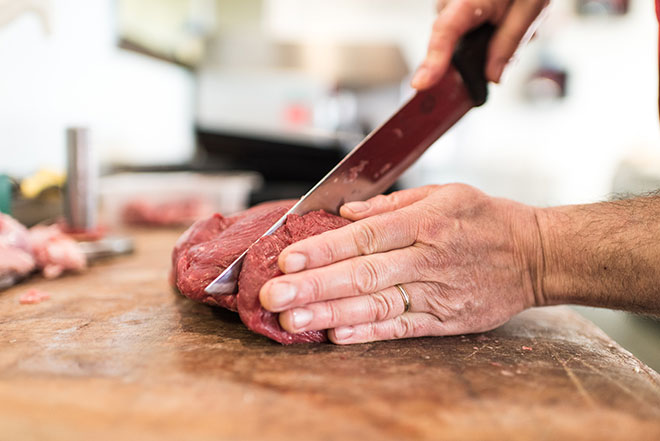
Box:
[0,214,36,284]
[237,211,351,344]
[29,225,87,279]
[122,198,213,227]
[172,200,294,310]
[172,200,351,344]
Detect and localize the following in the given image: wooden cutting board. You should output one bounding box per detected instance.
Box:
[0,229,659,441]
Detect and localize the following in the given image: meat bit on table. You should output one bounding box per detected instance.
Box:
[19,288,51,304]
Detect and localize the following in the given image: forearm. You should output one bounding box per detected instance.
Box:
[535,195,660,315]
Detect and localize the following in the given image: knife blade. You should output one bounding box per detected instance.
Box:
[205,24,495,295]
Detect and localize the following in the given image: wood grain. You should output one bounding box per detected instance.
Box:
[0,229,659,441]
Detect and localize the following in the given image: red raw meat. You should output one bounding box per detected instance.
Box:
[0,214,36,283]
[172,200,351,344]
[237,211,350,344]
[172,200,294,310]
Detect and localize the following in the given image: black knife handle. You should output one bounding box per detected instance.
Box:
[451,23,496,107]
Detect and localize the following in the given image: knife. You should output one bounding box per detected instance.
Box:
[205,24,495,295]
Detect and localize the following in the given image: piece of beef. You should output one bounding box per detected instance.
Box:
[122,198,213,227]
[172,200,351,344]
[237,211,351,344]
[172,200,294,310]
[0,214,36,284]
[29,225,86,279]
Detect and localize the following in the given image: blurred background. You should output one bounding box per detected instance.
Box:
[1,0,659,369]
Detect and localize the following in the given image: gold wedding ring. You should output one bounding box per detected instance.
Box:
[395,284,411,313]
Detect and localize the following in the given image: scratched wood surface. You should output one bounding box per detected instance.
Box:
[0,229,659,441]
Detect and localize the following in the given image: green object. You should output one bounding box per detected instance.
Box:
[0,174,11,214]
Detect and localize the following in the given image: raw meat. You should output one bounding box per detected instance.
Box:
[0,214,86,287]
[19,288,51,304]
[172,200,351,344]
[237,211,351,344]
[0,214,36,284]
[122,198,213,227]
[29,225,86,279]
[172,200,293,310]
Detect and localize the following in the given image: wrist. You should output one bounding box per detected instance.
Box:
[524,206,550,308]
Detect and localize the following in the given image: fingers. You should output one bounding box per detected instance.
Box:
[277,208,420,274]
[278,282,424,333]
[486,0,548,82]
[412,0,501,90]
[261,246,425,312]
[328,313,442,344]
[414,0,547,89]
[340,186,437,221]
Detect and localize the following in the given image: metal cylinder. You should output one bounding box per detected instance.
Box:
[64,127,97,231]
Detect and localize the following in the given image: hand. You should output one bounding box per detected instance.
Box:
[412,0,549,88]
[259,184,544,344]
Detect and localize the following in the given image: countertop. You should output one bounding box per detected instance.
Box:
[1,229,659,441]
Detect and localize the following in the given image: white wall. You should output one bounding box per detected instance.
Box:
[263,0,435,67]
[0,0,195,178]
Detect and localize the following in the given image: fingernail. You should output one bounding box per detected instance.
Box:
[343,201,369,214]
[411,67,429,89]
[333,326,354,341]
[283,253,307,273]
[268,283,297,309]
[291,308,313,330]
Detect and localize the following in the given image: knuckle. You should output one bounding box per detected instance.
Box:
[445,182,473,195]
[317,240,337,265]
[352,222,380,255]
[371,194,389,208]
[416,212,444,241]
[365,322,379,341]
[324,301,341,327]
[304,275,326,303]
[385,192,402,209]
[368,292,396,322]
[352,259,381,294]
[392,316,416,340]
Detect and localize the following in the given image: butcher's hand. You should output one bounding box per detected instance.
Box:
[259,184,544,344]
[412,0,549,88]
